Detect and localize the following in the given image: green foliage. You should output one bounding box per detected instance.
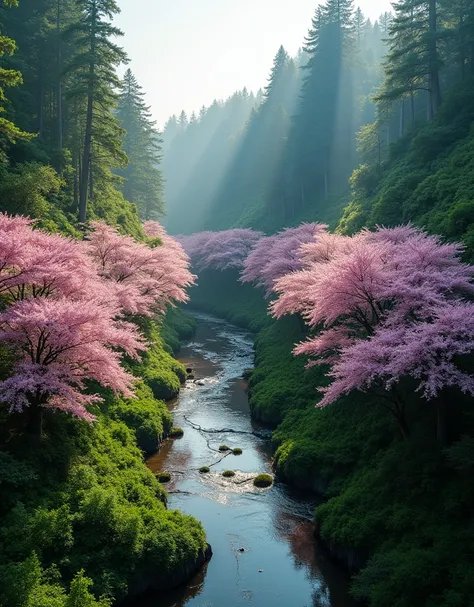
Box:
[108,381,171,455]
[222,470,235,478]
[199,466,210,474]
[249,315,327,425]
[160,307,197,355]
[169,428,184,438]
[116,69,165,221]
[253,474,273,488]
[0,411,206,603]
[187,269,269,332]
[342,81,474,261]
[0,0,32,162]
[131,317,186,401]
[232,448,242,455]
[218,445,230,452]
[156,471,171,483]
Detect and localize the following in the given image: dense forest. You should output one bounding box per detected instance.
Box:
[0,0,474,606]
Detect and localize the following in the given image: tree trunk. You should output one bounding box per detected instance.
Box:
[427,0,442,120]
[38,55,44,140]
[79,92,93,223]
[57,0,63,171]
[89,159,93,200]
[399,100,405,138]
[27,402,43,438]
[79,3,97,224]
[436,398,447,444]
[410,92,415,125]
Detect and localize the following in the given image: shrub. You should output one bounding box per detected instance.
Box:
[232,448,243,455]
[199,466,210,474]
[156,471,171,483]
[169,427,184,438]
[253,474,273,488]
[222,470,235,478]
[219,445,230,452]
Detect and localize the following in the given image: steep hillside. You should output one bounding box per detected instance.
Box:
[340,81,474,259]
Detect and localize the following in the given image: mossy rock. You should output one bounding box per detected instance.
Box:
[232,448,243,455]
[169,427,184,438]
[219,445,230,452]
[156,471,171,483]
[253,474,273,488]
[222,470,236,478]
[199,466,210,474]
[242,369,254,380]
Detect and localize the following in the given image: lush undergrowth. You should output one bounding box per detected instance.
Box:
[340,81,474,261]
[0,314,206,606]
[160,307,197,355]
[189,269,474,607]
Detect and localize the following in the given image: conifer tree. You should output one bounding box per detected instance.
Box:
[65,0,127,223]
[0,0,31,161]
[116,69,165,220]
[378,0,442,121]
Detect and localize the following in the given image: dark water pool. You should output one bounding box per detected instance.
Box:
[139,313,356,607]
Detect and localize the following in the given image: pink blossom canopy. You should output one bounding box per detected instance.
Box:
[241,223,327,296]
[177,229,264,272]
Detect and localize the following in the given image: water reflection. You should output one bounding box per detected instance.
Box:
[135,313,355,607]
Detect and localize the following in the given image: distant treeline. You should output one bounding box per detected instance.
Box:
[162,0,474,236]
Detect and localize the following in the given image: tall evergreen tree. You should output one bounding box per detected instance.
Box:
[116,69,164,220]
[378,0,442,122]
[0,0,31,160]
[65,0,127,222]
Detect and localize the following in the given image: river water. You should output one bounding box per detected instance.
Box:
[142,313,356,607]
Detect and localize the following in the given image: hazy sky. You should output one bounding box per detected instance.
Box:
[115,1,392,128]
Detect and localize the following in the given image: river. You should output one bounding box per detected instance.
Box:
[141,313,356,607]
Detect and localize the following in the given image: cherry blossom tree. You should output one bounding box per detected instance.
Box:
[86,221,195,316]
[0,296,143,434]
[272,225,474,439]
[178,229,263,272]
[0,213,102,302]
[0,215,196,435]
[241,223,327,296]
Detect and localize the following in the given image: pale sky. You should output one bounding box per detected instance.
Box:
[115,0,392,129]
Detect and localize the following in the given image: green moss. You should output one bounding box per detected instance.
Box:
[222,470,236,478]
[108,381,171,455]
[161,307,197,355]
[130,317,186,400]
[219,445,230,452]
[232,448,243,455]
[169,427,184,438]
[199,466,210,474]
[253,474,273,488]
[156,471,171,483]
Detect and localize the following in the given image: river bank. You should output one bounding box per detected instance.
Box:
[136,313,356,607]
[180,270,474,607]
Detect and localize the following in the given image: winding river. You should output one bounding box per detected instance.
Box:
[142,313,356,607]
